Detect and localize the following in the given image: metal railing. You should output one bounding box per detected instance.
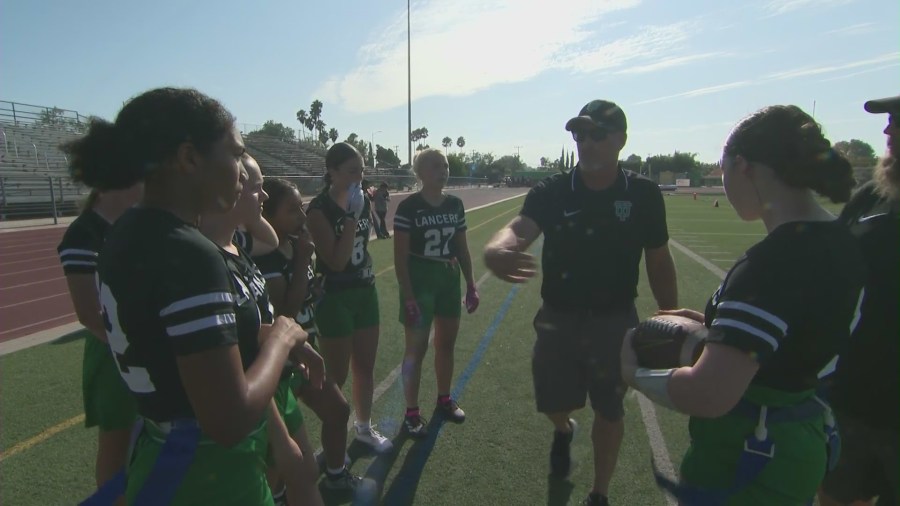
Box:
[0,172,491,228]
[0,173,87,226]
[270,175,489,196]
[0,100,85,128]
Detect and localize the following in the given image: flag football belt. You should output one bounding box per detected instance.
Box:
[653,396,840,506]
[323,267,375,288]
[80,417,202,506]
[409,253,459,268]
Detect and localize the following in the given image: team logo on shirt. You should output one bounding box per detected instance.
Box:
[614,200,632,222]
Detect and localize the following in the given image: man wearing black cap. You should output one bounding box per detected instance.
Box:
[484,100,677,506]
[820,95,900,506]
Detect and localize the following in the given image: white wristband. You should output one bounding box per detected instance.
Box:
[634,368,676,410]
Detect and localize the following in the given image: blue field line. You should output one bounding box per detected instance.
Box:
[375,282,523,506]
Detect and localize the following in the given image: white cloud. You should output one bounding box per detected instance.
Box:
[635,81,755,105]
[614,51,730,75]
[765,52,900,80]
[824,22,877,36]
[636,52,900,105]
[316,0,713,113]
[763,0,855,16]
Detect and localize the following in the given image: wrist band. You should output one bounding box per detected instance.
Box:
[634,368,676,410]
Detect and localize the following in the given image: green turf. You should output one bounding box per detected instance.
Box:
[0,193,839,505]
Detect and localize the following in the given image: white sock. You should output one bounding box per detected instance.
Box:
[355,420,371,432]
[326,465,345,476]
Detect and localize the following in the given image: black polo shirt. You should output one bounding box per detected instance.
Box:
[521,166,668,312]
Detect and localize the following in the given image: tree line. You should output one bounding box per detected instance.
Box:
[240,97,881,183]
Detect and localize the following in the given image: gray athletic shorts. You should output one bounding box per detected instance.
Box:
[821,411,899,505]
[531,303,639,421]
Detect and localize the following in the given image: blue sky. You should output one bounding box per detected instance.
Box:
[2,0,897,167]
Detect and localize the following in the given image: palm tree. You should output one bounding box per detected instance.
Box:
[296,109,308,140]
[456,136,466,153]
[329,128,339,145]
[442,136,452,154]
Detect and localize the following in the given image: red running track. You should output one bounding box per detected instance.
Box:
[0,187,526,345]
[0,227,72,342]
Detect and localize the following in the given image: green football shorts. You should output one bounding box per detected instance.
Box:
[398,256,461,328]
[83,334,138,431]
[315,284,380,338]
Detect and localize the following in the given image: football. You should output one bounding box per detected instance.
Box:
[631,315,707,369]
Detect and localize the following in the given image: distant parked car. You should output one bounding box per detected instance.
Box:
[658,184,678,191]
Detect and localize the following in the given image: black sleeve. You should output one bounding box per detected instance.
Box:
[57,220,100,275]
[642,184,669,249]
[253,250,285,281]
[520,180,551,230]
[393,197,413,232]
[157,238,238,356]
[706,255,795,364]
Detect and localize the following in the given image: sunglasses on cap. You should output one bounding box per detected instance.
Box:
[572,127,611,143]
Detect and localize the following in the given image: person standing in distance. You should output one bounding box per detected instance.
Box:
[306,142,392,454]
[374,182,391,239]
[393,148,479,438]
[483,100,678,506]
[56,180,142,499]
[819,95,900,506]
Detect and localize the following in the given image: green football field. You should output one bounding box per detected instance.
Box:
[0,193,843,505]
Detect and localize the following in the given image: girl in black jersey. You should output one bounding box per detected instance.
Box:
[56,180,142,494]
[255,178,362,491]
[71,87,308,506]
[393,148,479,437]
[621,105,865,505]
[306,143,391,453]
[200,156,325,506]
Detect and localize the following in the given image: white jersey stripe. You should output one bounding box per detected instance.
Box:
[717,301,788,333]
[167,313,236,337]
[711,318,780,351]
[61,260,97,268]
[262,272,282,280]
[59,248,99,257]
[160,292,234,317]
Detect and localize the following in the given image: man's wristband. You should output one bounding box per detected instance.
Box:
[634,368,676,410]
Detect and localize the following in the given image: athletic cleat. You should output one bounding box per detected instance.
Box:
[582,492,610,506]
[550,418,578,478]
[354,424,393,453]
[437,398,466,423]
[323,468,362,492]
[403,414,429,438]
[314,450,351,474]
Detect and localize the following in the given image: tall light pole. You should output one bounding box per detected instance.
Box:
[371,130,382,170]
[514,145,523,160]
[407,0,413,170]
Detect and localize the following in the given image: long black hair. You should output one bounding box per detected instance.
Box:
[62,87,235,191]
[724,105,855,203]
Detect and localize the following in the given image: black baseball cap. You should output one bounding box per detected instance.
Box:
[565,100,627,133]
[863,95,900,115]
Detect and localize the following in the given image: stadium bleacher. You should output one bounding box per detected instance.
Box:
[0,100,332,219]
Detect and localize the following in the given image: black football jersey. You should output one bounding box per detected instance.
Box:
[253,248,319,342]
[307,192,374,290]
[57,210,109,275]
[393,193,467,259]
[703,220,865,392]
[222,241,274,368]
[829,181,900,429]
[98,208,241,422]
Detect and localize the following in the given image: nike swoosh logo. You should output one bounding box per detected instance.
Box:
[563,209,581,217]
[858,213,888,223]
